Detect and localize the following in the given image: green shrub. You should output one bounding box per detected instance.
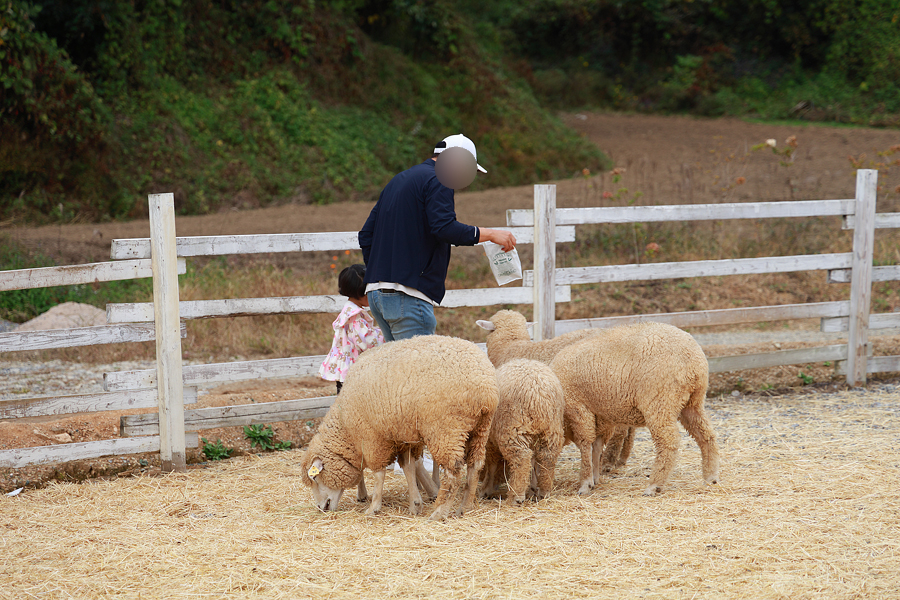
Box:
[200,438,234,461]
[243,424,292,452]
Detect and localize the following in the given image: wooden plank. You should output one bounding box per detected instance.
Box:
[111,234,308,259]
[532,184,557,341]
[0,388,197,420]
[110,227,576,259]
[554,302,850,335]
[0,259,185,292]
[835,355,900,376]
[107,296,346,323]
[708,344,849,373]
[846,170,878,386]
[149,192,186,473]
[523,253,852,286]
[842,213,900,230]
[0,433,198,469]
[107,287,571,323]
[441,285,570,308]
[506,199,855,227]
[104,356,327,392]
[820,312,900,333]
[828,265,900,283]
[121,396,336,436]
[0,322,185,352]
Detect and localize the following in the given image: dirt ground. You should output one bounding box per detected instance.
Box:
[2,112,899,493]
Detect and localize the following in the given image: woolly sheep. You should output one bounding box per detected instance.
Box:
[476,310,634,475]
[549,321,720,496]
[300,335,498,520]
[481,359,565,504]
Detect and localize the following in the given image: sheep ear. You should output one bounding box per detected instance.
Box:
[476,320,496,331]
[308,457,324,479]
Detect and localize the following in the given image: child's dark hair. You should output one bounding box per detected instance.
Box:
[338,264,367,298]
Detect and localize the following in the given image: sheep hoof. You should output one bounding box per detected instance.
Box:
[705,475,719,485]
[577,482,593,496]
[356,494,368,503]
[364,505,381,516]
[642,484,662,496]
[428,507,449,521]
[409,501,423,516]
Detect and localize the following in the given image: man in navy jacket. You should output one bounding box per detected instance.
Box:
[359,134,516,341]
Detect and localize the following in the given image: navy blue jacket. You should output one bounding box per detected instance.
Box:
[358,159,479,304]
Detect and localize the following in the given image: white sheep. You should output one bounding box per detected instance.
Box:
[301,335,498,520]
[549,321,720,496]
[481,359,565,504]
[476,310,634,477]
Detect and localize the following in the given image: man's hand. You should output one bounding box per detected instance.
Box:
[479,228,517,252]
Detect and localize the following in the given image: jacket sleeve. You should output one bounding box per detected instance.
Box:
[358,192,382,265]
[423,180,479,247]
[348,314,382,351]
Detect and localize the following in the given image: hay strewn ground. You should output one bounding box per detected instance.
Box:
[2,385,899,599]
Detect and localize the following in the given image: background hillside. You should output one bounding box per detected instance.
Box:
[2,0,898,224]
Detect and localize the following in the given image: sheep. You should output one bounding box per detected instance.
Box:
[549,321,720,496]
[476,309,634,476]
[480,359,565,504]
[300,335,498,520]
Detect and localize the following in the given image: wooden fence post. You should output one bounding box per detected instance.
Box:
[533,184,556,341]
[149,193,186,472]
[846,169,878,386]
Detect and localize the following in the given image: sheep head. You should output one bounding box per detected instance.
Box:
[300,442,363,513]
[476,310,530,342]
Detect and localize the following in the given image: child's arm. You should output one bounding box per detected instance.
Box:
[348,314,382,352]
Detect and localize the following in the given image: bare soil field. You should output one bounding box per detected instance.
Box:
[2,112,899,494]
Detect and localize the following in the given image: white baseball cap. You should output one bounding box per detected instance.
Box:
[434,134,487,174]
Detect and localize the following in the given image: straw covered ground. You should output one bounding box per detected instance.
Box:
[2,384,899,599]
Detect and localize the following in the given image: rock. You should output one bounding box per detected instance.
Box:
[33,430,73,444]
[15,302,106,332]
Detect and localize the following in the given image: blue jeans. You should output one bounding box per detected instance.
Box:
[367,289,436,341]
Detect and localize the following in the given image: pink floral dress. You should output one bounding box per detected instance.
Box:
[318,301,385,383]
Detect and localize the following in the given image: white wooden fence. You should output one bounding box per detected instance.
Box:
[1,169,897,471]
[518,170,899,383]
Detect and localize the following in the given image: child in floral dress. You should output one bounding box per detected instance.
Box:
[318,264,385,394]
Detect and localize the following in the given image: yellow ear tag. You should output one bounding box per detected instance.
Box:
[308,465,321,479]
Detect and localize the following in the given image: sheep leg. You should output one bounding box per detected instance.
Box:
[356,478,368,503]
[593,436,608,480]
[398,450,424,515]
[364,470,386,515]
[455,458,484,516]
[533,445,558,501]
[414,458,439,501]
[679,405,721,485]
[429,463,463,521]
[526,457,539,499]
[480,444,502,499]
[616,427,636,468]
[599,425,624,474]
[645,421,681,496]
[432,460,440,491]
[567,403,597,495]
[502,444,533,505]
